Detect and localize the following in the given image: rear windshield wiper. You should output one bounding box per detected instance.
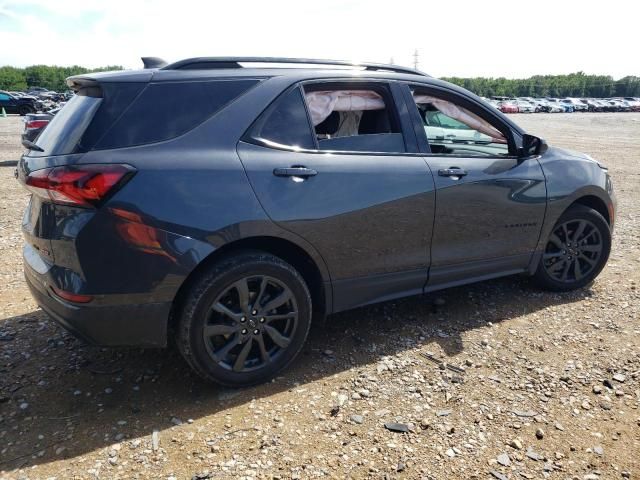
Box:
[21,139,44,152]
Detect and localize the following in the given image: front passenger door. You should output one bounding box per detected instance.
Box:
[405,85,547,288]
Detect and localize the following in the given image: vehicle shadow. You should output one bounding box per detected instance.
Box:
[0,275,593,472]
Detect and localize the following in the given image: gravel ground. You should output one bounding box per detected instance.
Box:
[0,113,638,480]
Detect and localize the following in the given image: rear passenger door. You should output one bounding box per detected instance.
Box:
[237,80,436,312]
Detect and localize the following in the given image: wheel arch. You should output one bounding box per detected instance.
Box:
[168,235,331,338]
[570,195,611,225]
[528,188,613,275]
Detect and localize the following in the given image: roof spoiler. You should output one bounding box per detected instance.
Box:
[141,57,168,69]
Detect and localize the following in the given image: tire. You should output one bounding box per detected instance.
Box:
[18,105,34,116]
[533,205,611,291]
[177,251,312,387]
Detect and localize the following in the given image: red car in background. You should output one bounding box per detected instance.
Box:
[498,100,518,113]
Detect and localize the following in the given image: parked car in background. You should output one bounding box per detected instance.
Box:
[498,100,518,113]
[615,98,640,111]
[514,99,537,113]
[536,99,564,113]
[605,99,630,112]
[21,109,58,143]
[562,98,588,112]
[551,99,574,112]
[0,90,38,115]
[581,99,603,112]
[17,57,616,386]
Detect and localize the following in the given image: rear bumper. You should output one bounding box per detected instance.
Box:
[25,260,170,348]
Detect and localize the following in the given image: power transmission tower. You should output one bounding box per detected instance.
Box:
[413,49,419,70]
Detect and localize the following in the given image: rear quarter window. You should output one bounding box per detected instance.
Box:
[30,94,102,157]
[94,79,259,150]
[247,87,316,150]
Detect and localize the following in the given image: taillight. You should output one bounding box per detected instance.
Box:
[24,164,135,207]
[25,119,49,130]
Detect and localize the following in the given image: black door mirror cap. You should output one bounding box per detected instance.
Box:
[520,134,548,158]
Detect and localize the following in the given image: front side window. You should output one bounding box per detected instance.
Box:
[0,93,10,101]
[302,84,405,153]
[412,89,509,157]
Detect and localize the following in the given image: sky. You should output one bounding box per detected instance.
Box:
[0,0,638,79]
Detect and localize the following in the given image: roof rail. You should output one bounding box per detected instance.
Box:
[161,57,429,77]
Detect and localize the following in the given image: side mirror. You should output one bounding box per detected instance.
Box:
[520,134,548,157]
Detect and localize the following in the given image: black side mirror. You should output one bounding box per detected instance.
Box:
[520,133,548,157]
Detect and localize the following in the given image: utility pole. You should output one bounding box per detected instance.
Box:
[413,49,419,70]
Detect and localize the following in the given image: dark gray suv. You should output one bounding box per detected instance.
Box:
[17,57,616,386]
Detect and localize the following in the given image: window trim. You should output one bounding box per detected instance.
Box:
[403,82,520,159]
[244,78,420,156]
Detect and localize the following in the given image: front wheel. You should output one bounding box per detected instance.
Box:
[177,251,312,387]
[533,205,611,291]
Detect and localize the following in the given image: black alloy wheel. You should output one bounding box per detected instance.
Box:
[177,251,312,387]
[542,219,602,283]
[534,205,611,291]
[203,275,298,372]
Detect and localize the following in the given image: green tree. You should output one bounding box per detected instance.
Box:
[0,64,123,92]
[440,73,636,98]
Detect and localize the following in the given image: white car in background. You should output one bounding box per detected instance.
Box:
[514,99,536,113]
[536,99,564,113]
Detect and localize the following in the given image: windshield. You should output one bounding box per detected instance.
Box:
[29,95,102,157]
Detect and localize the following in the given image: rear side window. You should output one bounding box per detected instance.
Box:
[248,87,315,150]
[94,79,259,150]
[303,84,405,153]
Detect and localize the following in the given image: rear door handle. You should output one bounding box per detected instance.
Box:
[273,167,318,178]
[438,167,468,178]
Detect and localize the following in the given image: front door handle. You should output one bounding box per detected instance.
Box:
[438,167,468,178]
[273,166,318,178]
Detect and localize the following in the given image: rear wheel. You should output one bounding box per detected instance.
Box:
[177,252,312,387]
[533,205,611,291]
[18,105,34,116]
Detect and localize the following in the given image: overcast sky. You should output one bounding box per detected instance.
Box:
[1,0,638,79]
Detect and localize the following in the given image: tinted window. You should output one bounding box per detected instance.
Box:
[79,82,146,151]
[249,87,315,150]
[0,93,10,101]
[95,79,259,150]
[30,94,102,157]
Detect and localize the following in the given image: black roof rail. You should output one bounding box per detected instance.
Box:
[141,57,168,69]
[161,57,429,77]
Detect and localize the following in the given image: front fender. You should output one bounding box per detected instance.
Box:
[528,148,615,272]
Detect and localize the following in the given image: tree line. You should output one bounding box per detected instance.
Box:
[441,72,640,98]
[1,65,639,98]
[0,65,123,92]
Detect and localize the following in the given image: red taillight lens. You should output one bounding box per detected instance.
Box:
[25,164,135,207]
[50,286,93,303]
[25,119,49,130]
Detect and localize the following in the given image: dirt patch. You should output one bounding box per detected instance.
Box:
[0,114,638,479]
